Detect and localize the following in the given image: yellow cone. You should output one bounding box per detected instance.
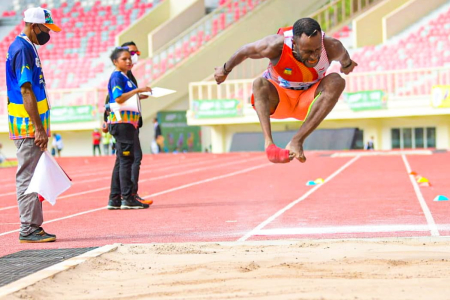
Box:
[417,177,429,183]
[314,178,324,184]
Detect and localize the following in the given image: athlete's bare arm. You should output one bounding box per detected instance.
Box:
[21,82,48,151]
[323,36,357,75]
[214,34,284,84]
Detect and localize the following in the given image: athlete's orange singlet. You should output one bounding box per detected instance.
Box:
[263,27,330,90]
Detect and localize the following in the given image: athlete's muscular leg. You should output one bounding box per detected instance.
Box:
[253,77,294,163]
[252,77,278,147]
[288,73,346,162]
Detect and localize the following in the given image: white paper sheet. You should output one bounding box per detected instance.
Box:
[25,151,72,206]
[109,94,141,121]
[141,87,176,98]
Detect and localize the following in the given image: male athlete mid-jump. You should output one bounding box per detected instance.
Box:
[214,18,357,163]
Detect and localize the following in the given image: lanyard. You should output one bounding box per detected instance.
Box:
[120,71,137,88]
[19,33,40,58]
[18,33,51,107]
[121,71,141,113]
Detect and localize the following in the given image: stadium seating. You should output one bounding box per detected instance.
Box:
[328,7,450,73]
[0,0,161,90]
[3,0,448,101]
[0,0,264,93]
[131,0,266,87]
[327,6,450,96]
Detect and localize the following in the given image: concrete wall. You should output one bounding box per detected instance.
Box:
[148,0,205,57]
[353,0,409,48]
[383,0,448,41]
[116,1,171,58]
[116,0,202,57]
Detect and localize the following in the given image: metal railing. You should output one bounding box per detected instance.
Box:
[345,67,450,96]
[2,67,448,119]
[189,67,450,108]
[315,0,380,32]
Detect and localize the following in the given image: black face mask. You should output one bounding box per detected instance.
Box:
[33,25,50,45]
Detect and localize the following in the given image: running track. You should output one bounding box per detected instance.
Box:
[1,151,450,257]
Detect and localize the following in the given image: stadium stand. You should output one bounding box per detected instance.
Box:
[0,0,162,90]
[323,4,450,97]
[131,0,266,87]
[351,6,450,73]
[2,0,449,156]
[0,0,262,92]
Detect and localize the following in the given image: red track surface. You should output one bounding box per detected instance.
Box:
[1,151,449,257]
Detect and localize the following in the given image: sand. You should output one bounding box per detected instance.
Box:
[6,238,450,300]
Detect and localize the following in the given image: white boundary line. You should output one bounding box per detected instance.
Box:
[255,224,450,236]
[238,155,361,242]
[0,192,15,198]
[0,155,247,197]
[0,205,18,212]
[0,244,119,298]
[0,163,271,237]
[142,163,270,198]
[401,154,439,236]
[0,156,264,211]
[0,207,107,237]
[331,150,432,157]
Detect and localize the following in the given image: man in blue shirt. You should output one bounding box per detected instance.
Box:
[6,7,61,243]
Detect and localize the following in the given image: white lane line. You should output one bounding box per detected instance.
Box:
[67,156,208,179]
[331,150,432,157]
[73,155,261,185]
[0,157,218,195]
[143,163,270,198]
[0,162,271,237]
[0,207,106,237]
[401,154,439,236]
[0,156,225,194]
[0,205,19,211]
[0,157,264,211]
[255,224,450,236]
[0,184,17,191]
[238,155,361,242]
[64,156,204,176]
[0,192,16,198]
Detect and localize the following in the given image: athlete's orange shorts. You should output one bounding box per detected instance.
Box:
[251,79,322,121]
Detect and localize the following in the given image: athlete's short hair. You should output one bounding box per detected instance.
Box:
[293,18,321,38]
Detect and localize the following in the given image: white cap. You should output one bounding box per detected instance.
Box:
[23,7,61,32]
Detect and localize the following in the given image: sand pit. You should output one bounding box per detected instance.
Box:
[5,237,450,299]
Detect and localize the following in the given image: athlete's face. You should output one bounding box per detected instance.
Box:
[114,51,132,72]
[292,33,322,68]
